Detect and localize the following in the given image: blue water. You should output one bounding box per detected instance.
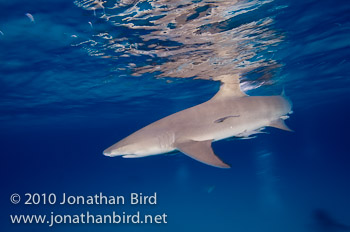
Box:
[1,0,350,231]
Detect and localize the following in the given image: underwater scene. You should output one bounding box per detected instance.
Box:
[1,0,349,231]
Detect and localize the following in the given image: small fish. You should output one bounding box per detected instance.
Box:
[214,115,240,123]
[25,13,35,23]
[88,21,93,29]
[207,185,215,193]
[0,30,4,36]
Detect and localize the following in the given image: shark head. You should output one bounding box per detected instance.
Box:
[103,133,174,158]
[103,142,127,157]
[103,140,147,157]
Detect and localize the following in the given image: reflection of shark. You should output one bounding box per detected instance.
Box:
[313,209,350,232]
[103,75,293,168]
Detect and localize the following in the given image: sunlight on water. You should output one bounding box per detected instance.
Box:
[1,0,348,122]
[256,150,281,207]
[73,0,286,90]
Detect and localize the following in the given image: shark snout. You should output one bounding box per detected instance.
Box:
[103,147,121,157]
[103,149,112,157]
[103,143,127,157]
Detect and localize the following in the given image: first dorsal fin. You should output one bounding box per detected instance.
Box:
[175,140,230,168]
[211,74,247,100]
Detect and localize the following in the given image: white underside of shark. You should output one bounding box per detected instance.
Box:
[103,74,293,168]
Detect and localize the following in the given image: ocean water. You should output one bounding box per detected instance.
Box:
[1,0,349,231]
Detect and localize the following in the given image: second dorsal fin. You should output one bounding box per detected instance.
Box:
[211,74,247,100]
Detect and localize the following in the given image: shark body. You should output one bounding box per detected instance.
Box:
[103,75,293,168]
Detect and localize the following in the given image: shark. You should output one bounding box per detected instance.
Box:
[103,74,293,168]
[312,208,350,231]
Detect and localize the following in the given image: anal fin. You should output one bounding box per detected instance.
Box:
[268,119,293,132]
[175,140,230,168]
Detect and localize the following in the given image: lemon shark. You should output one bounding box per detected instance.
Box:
[103,75,293,168]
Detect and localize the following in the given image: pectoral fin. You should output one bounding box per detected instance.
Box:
[175,140,230,168]
[268,119,293,132]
